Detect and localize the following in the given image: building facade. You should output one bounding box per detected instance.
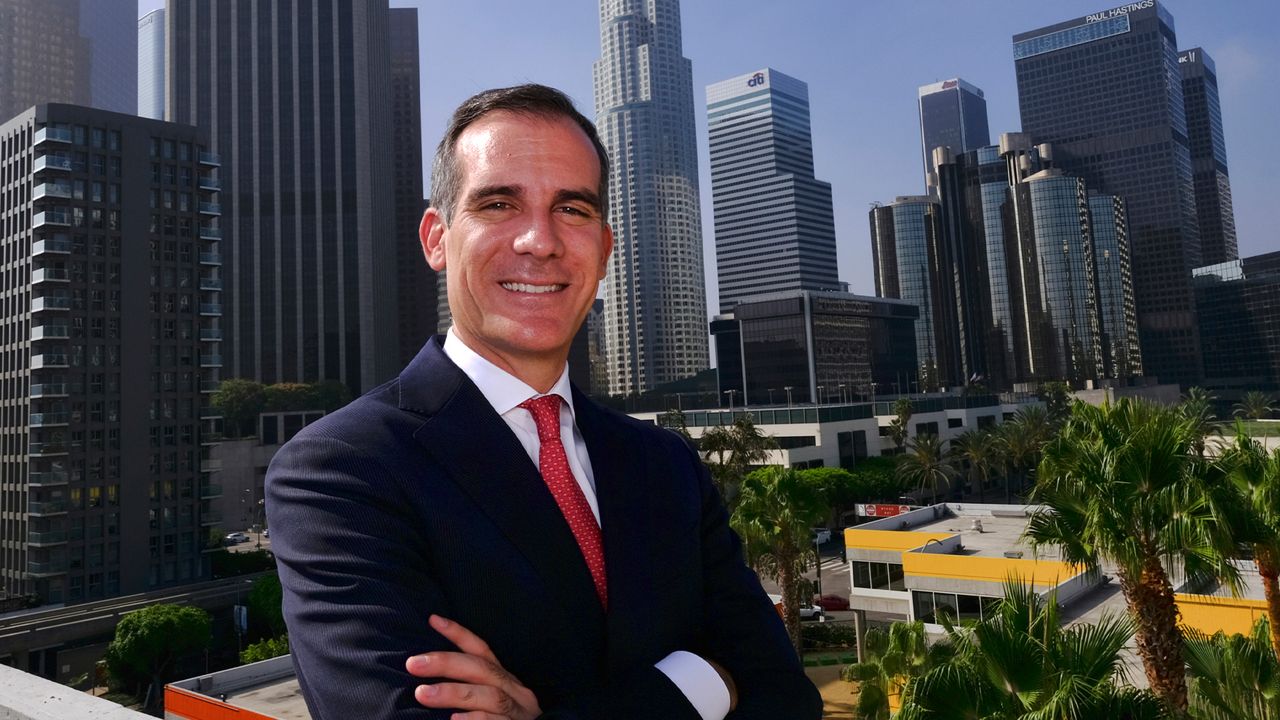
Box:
[706,68,839,312]
[594,0,709,395]
[137,9,165,121]
[1014,1,1202,386]
[1193,253,1280,392]
[870,196,944,390]
[0,0,137,122]
[918,78,989,192]
[166,0,399,394]
[1179,47,1237,267]
[0,104,221,604]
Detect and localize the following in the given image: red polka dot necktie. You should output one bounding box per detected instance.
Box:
[519,395,608,608]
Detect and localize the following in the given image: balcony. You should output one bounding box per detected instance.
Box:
[30,324,70,341]
[33,182,73,200]
[26,560,67,576]
[35,127,73,145]
[200,355,223,367]
[198,225,222,240]
[199,303,222,316]
[199,277,223,291]
[29,412,69,427]
[200,379,220,393]
[199,202,221,215]
[34,155,73,173]
[30,353,70,369]
[200,510,224,526]
[28,530,67,546]
[33,210,70,228]
[198,175,221,190]
[31,295,71,312]
[28,470,69,487]
[199,151,221,166]
[199,252,222,265]
[32,267,69,284]
[199,328,223,341]
[199,482,223,498]
[31,383,78,398]
[28,500,67,515]
[33,237,73,255]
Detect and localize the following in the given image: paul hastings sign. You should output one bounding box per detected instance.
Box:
[1085,0,1154,23]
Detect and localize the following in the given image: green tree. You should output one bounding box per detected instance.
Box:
[888,398,913,453]
[1236,390,1277,421]
[841,621,950,720]
[240,635,290,665]
[210,379,265,438]
[952,429,997,502]
[263,382,314,412]
[699,413,778,511]
[1184,617,1280,720]
[996,405,1052,500]
[663,408,694,441]
[1181,386,1220,458]
[1222,430,1280,659]
[1025,399,1242,716]
[896,580,1163,720]
[247,574,286,639]
[104,604,212,710]
[1037,380,1073,423]
[308,380,353,412]
[731,466,828,655]
[895,434,956,504]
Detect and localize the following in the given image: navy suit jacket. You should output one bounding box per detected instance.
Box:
[265,338,822,718]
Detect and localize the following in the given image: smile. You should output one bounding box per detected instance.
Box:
[500,282,566,294]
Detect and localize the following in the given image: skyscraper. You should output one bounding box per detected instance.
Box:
[1,104,221,604]
[137,9,165,120]
[167,1,399,394]
[918,78,989,191]
[0,0,137,122]
[1180,47,1237,267]
[870,196,942,390]
[1193,253,1280,392]
[1014,1,1201,385]
[594,0,709,395]
[706,68,839,312]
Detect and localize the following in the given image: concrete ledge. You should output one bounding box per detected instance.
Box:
[0,664,150,719]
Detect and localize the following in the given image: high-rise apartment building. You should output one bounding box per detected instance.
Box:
[0,0,137,122]
[0,104,222,604]
[388,10,434,367]
[1013,1,1201,386]
[706,68,839,312]
[1180,47,1237,267]
[167,1,399,394]
[594,0,709,395]
[918,78,989,191]
[138,9,165,121]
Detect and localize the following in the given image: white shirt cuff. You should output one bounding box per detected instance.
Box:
[654,651,731,720]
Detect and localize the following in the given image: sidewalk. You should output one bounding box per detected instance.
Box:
[805,665,856,719]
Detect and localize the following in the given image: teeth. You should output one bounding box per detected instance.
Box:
[502,282,563,294]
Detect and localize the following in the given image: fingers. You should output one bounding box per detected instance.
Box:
[414,681,519,717]
[406,650,504,685]
[429,614,499,664]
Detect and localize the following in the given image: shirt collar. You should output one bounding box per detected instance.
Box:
[442,328,576,418]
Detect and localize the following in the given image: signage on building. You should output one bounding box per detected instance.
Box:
[856,503,913,518]
[747,72,766,88]
[1085,0,1153,23]
[1178,50,1197,64]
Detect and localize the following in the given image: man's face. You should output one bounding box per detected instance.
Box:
[421,112,612,382]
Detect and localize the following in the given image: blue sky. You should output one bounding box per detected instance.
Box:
[140,0,1278,303]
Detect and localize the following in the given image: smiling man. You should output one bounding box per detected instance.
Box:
[265,85,821,720]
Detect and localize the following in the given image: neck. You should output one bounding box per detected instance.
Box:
[450,328,567,394]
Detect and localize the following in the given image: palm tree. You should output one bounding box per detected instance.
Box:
[1222,430,1280,659]
[699,413,778,511]
[887,398,913,454]
[896,434,956,504]
[1181,386,1220,457]
[1185,617,1280,720]
[995,406,1052,500]
[730,466,828,655]
[1025,399,1242,716]
[1236,390,1277,421]
[952,429,997,502]
[896,580,1163,720]
[841,621,951,720]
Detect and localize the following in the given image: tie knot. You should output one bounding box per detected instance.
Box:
[519,395,563,440]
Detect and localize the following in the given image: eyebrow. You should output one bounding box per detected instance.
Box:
[552,189,603,214]
[463,185,602,215]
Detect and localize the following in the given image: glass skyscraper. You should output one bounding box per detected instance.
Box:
[707,68,839,313]
[137,9,165,121]
[870,196,942,391]
[918,78,989,192]
[1193,253,1280,392]
[1180,47,1237,267]
[594,0,709,395]
[1014,1,1201,386]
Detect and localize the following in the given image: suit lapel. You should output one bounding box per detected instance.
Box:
[403,340,606,632]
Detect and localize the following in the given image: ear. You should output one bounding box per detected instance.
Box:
[421,207,447,271]
[598,223,614,280]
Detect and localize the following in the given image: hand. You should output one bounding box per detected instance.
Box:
[406,614,542,720]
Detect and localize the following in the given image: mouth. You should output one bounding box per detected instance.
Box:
[500,282,566,294]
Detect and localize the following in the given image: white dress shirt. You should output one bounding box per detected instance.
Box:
[442,330,730,720]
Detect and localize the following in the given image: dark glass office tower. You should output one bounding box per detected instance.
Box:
[1014,1,1202,386]
[1193,253,1280,392]
[707,68,839,312]
[931,147,990,387]
[167,1,399,394]
[1089,194,1143,378]
[1,105,221,604]
[388,9,434,366]
[0,0,137,122]
[918,78,990,191]
[1180,47,1237,266]
[870,196,945,390]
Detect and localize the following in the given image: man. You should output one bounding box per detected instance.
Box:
[266,84,822,719]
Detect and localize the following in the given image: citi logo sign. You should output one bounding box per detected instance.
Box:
[747,72,765,87]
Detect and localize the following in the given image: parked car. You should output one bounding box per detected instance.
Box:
[815,593,851,612]
[768,593,826,622]
[224,532,249,545]
[262,528,269,539]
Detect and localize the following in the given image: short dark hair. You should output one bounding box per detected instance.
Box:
[430,84,610,224]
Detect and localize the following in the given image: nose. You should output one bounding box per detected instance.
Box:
[511,210,563,259]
